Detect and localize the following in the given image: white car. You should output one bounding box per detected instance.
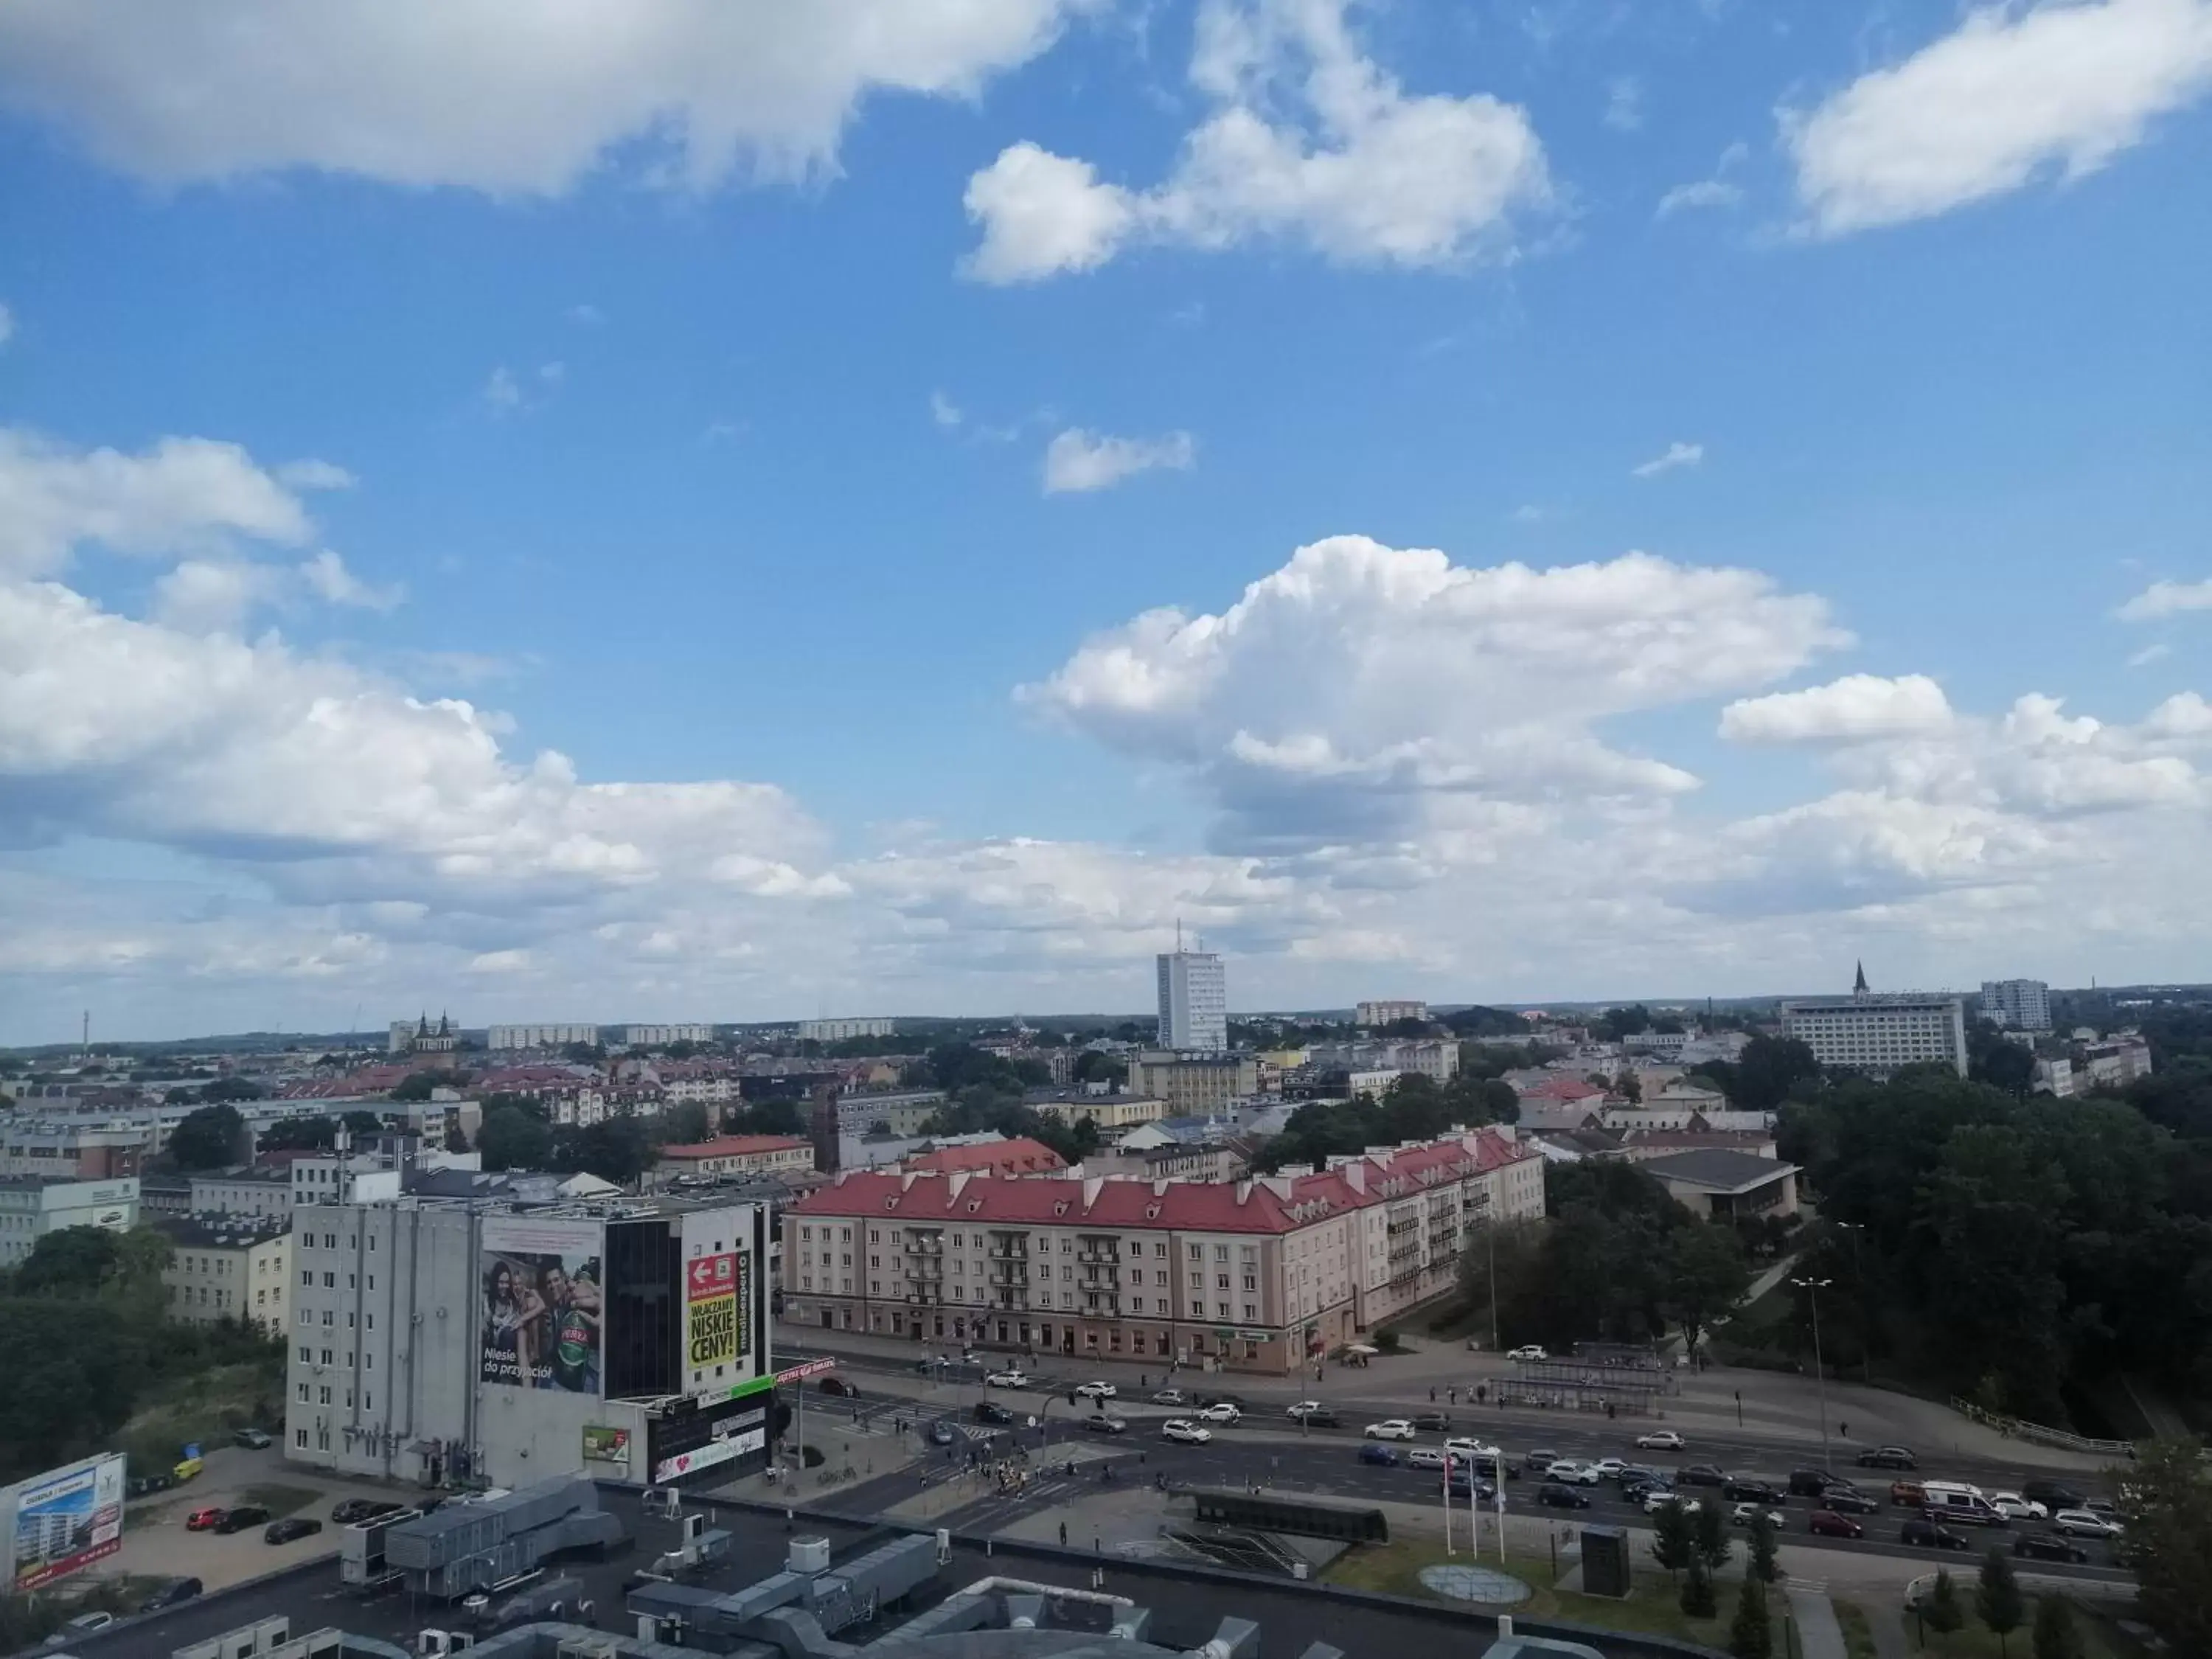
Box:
[1731,1503,1787,1530]
[1443,1437,1494,1460]
[1286,1400,1326,1419]
[1591,1458,1629,1481]
[1645,1492,1699,1515]
[1545,1460,1601,1485]
[2051,1509,2123,1540]
[1075,1381,1118,1400]
[1989,1492,2048,1522]
[1635,1430,1685,1451]
[1407,1447,1450,1470]
[1196,1402,1241,1424]
[1506,1345,1548,1363]
[1365,1419,1417,1441]
[1161,1419,1211,1445]
[984,1370,1029,1388]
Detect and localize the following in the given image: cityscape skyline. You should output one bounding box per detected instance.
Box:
[1,1,2208,1043]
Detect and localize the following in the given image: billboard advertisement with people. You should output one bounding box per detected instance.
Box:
[4,1453,125,1591]
[479,1217,603,1394]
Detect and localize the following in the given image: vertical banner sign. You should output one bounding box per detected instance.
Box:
[479,1217,604,1394]
[686,1251,740,1374]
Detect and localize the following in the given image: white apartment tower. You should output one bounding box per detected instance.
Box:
[1780,964,1968,1077]
[1980,979,2052,1032]
[1156,941,1228,1054]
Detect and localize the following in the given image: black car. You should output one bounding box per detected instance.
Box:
[215,1505,271,1534]
[1817,1487,1880,1515]
[140,1577,202,1612]
[973,1402,1016,1425]
[1675,1464,1730,1487]
[1410,1411,1451,1432]
[2014,1532,2090,1565]
[1725,1478,1786,1505]
[1857,1446,1919,1470]
[1618,1464,1669,1488]
[1902,1518,1970,1551]
[1788,1468,1843,1497]
[331,1498,403,1526]
[1524,1448,1563,1473]
[1295,1408,1341,1428]
[1197,1392,1247,1409]
[1621,1475,1669,1503]
[264,1517,323,1545]
[1536,1482,1592,1510]
[927,1421,958,1447]
[1081,1415,1130,1436]
[2021,1479,2087,1512]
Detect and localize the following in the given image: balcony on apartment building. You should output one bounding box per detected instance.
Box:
[987,1240,1029,1259]
[905,1235,945,1254]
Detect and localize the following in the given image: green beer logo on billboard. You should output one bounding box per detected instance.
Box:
[686,1251,740,1370]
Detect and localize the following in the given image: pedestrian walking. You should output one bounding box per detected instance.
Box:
[1060,1521,1068,1546]
[1430,1387,1436,1403]
[1448,1385,1458,1405]
[1840,1421,1848,1439]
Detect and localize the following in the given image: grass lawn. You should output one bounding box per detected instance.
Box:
[1900,1599,2126,1659]
[237,1483,321,1520]
[1833,1599,1879,1659]
[1322,1535,1737,1648]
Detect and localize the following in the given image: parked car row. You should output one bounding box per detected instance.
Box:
[184,1504,319,1543]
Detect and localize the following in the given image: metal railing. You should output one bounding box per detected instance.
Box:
[1947,1397,2135,1458]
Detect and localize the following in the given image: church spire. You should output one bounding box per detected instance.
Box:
[1853,961,1868,995]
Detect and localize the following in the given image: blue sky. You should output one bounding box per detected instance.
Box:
[1,0,2209,1043]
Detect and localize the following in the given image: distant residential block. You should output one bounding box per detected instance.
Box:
[623,1023,714,1047]
[156,1213,290,1334]
[1979,979,2051,1031]
[657,1134,815,1178]
[487,1023,601,1050]
[1780,968,1966,1077]
[1156,948,1228,1052]
[798,1018,895,1042]
[1355,1000,1428,1028]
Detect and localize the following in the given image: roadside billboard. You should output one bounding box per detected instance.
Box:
[686,1251,740,1374]
[4,1453,125,1591]
[479,1216,603,1394]
[580,1426,631,1465]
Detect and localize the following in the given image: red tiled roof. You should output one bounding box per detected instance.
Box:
[907,1138,1067,1177]
[792,1128,1538,1234]
[660,1134,808,1161]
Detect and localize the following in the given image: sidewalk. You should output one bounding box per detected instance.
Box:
[1787,1586,1848,1659]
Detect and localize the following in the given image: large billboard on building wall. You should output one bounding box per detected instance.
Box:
[685,1250,743,1373]
[3,1453,125,1591]
[479,1216,603,1394]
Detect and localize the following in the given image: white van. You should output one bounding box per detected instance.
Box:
[1921,1481,2003,1526]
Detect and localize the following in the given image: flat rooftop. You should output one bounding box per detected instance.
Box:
[61,1490,1695,1659]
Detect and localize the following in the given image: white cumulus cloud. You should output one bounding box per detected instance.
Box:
[2117,576,2212,619]
[299,549,406,613]
[1041,428,1197,495]
[1785,0,2212,237]
[1632,440,1704,477]
[1720,674,1958,745]
[0,0,1088,195]
[0,428,315,577]
[962,0,1548,282]
[1023,535,1846,852]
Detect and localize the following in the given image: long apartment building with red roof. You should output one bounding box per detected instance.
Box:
[785,1126,1543,1374]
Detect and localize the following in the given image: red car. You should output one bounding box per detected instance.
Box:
[185,1507,226,1531]
[1808,1509,1864,1539]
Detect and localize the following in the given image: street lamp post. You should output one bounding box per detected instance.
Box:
[1485,1215,1500,1356]
[1792,1275,1834,1470]
[1834,1221,1871,1383]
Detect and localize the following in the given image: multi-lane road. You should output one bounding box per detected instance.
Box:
[771,1339,2135,1590]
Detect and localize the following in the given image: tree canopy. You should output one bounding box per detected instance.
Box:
[1780,1066,2212,1419]
[167,1103,245,1169]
